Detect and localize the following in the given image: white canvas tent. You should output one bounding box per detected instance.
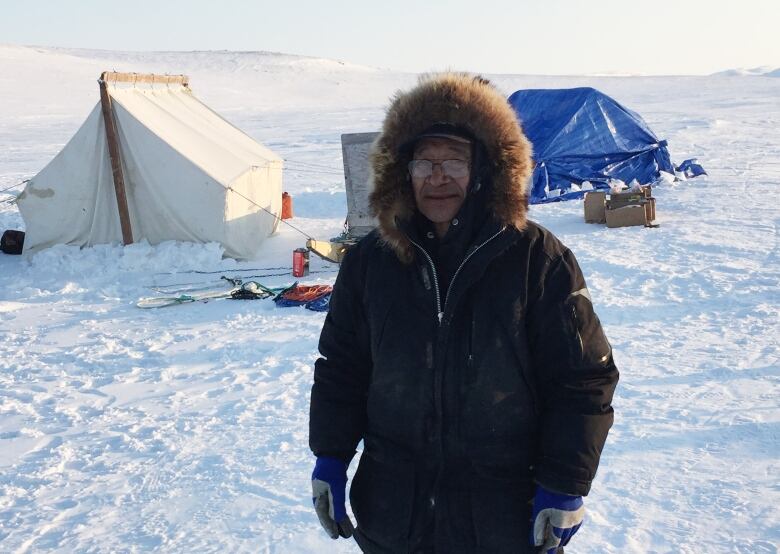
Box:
[17,72,283,259]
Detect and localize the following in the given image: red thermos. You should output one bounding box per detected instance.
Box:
[292,248,309,277]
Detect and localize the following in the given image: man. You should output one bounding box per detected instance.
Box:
[309,73,618,553]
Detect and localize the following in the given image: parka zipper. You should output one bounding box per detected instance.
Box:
[440,227,505,323]
[406,227,508,493]
[409,227,505,325]
[406,236,444,322]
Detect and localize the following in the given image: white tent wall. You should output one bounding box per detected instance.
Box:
[108,83,284,259]
[108,83,282,184]
[17,104,123,254]
[224,161,283,259]
[17,75,283,259]
[111,100,228,246]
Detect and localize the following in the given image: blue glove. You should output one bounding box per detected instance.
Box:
[530,486,585,553]
[312,456,355,539]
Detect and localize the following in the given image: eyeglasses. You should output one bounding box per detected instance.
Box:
[408,159,470,179]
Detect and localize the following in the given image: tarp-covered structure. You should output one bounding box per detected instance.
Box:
[508,87,702,204]
[17,74,283,258]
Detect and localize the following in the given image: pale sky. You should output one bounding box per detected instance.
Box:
[1,0,778,75]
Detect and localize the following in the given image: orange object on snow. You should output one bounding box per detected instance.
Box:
[280,284,333,302]
[282,192,293,219]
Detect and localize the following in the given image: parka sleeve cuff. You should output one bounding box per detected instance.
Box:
[534,467,593,497]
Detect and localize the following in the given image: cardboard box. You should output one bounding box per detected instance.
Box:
[608,197,656,224]
[584,191,607,223]
[609,185,652,207]
[606,205,647,228]
[584,184,657,228]
[609,193,643,209]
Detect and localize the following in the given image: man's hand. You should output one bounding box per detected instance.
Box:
[312,456,355,539]
[531,486,585,553]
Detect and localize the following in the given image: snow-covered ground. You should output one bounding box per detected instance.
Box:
[1,45,778,553]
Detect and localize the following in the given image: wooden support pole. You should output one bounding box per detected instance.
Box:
[98,71,133,245]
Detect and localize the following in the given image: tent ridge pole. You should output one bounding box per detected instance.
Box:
[98,71,134,245]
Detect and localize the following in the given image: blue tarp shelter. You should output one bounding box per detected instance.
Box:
[507,87,703,204]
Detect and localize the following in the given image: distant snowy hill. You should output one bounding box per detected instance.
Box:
[0,44,412,116]
[1,45,779,554]
[710,65,780,77]
[53,46,377,70]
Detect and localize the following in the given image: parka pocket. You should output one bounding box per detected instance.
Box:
[350,452,415,550]
[565,292,612,369]
[370,301,393,364]
[464,316,477,386]
[469,462,535,553]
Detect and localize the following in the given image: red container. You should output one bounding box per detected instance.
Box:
[292,248,309,277]
[281,192,293,220]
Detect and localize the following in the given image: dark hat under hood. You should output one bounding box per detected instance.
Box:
[369,72,533,263]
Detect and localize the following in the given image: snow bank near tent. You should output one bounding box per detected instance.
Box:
[27,240,227,281]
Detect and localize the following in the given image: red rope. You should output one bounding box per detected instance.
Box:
[280,284,332,302]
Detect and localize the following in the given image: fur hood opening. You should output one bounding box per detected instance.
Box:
[368,72,533,262]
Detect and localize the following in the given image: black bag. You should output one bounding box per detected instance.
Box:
[1,230,25,255]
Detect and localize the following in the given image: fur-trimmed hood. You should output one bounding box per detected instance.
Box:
[368,73,533,262]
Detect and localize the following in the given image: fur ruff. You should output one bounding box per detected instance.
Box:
[368,72,533,263]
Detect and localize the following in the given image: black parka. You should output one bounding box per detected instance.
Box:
[309,73,618,553]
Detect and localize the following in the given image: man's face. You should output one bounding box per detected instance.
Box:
[409,137,472,236]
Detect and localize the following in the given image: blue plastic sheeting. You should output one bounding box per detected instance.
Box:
[507,87,678,204]
[676,158,707,178]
